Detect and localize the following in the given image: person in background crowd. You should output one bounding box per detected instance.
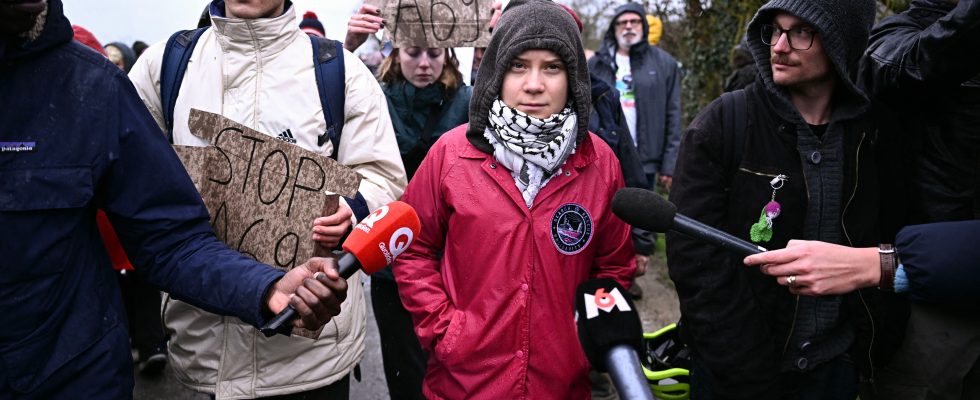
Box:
[589,3,682,192]
[345,5,473,398]
[1,1,347,397]
[666,0,905,398]
[392,1,636,398]
[132,40,148,59]
[724,40,757,92]
[104,41,134,73]
[128,0,406,398]
[71,24,105,56]
[646,14,662,46]
[300,10,325,37]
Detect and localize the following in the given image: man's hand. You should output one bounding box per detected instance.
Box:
[634,254,649,277]
[265,258,348,329]
[744,240,880,296]
[312,203,354,250]
[658,175,673,190]
[345,4,384,52]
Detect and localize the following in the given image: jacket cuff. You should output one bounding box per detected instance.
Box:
[343,192,370,222]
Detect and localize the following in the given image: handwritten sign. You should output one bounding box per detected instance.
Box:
[383,0,493,48]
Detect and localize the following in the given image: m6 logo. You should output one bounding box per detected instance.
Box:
[583,287,631,319]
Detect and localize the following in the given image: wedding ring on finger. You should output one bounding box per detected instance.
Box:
[786,275,797,286]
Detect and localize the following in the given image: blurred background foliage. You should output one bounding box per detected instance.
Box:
[563,0,913,125]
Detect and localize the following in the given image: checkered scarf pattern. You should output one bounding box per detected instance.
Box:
[485,98,577,207]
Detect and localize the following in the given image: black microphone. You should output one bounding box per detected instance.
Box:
[575,279,655,400]
[612,187,767,257]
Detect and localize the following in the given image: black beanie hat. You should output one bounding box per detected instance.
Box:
[466,0,592,154]
[746,0,876,103]
[300,11,325,37]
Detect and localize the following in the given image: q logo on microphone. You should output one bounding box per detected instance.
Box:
[380,227,414,264]
[356,205,391,234]
[583,287,631,319]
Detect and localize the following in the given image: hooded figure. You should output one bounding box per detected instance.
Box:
[104,41,135,72]
[393,1,636,398]
[589,3,682,190]
[666,0,903,399]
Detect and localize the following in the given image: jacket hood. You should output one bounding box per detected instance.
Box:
[105,41,135,72]
[746,0,876,110]
[467,0,591,154]
[1,0,73,62]
[597,3,649,58]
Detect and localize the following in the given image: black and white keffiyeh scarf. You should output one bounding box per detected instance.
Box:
[484,98,577,208]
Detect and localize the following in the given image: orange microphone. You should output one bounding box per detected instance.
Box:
[261,201,421,336]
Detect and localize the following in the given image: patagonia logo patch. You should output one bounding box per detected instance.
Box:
[551,203,594,255]
[0,142,36,153]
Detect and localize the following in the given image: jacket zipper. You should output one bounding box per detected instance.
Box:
[738,166,781,178]
[841,131,865,247]
[782,295,801,355]
[844,131,875,382]
[858,289,876,384]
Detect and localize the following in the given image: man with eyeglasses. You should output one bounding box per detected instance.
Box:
[665,0,896,399]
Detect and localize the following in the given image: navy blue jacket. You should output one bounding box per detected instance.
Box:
[0,1,284,397]
[897,220,980,308]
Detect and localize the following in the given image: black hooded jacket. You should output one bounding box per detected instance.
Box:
[861,0,980,231]
[666,1,906,398]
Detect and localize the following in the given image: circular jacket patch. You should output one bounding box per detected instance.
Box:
[551,203,594,255]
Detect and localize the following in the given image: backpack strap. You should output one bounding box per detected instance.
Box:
[160,27,208,144]
[310,37,346,160]
[720,89,749,178]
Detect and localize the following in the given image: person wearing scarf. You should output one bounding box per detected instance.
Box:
[390,1,637,399]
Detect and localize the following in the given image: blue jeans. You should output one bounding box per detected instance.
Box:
[691,354,858,400]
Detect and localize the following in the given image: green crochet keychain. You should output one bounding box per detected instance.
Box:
[750,174,788,243]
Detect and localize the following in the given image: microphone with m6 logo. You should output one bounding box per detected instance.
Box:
[575,278,655,400]
[260,201,421,337]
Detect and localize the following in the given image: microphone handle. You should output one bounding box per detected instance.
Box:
[259,252,363,337]
[605,345,656,400]
[674,214,767,257]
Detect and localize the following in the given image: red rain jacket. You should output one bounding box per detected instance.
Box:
[393,125,636,400]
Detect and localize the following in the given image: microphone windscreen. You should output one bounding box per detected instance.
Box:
[342,201,421,274]
[611,188,677,233]
[575,278,644,372]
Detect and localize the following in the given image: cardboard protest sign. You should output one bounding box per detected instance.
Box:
[173,109,361,339]
[383,0,493,48]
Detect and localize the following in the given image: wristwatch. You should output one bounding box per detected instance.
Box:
[878,244,897,292]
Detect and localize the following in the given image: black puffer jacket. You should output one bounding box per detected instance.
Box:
[861,0,980,231]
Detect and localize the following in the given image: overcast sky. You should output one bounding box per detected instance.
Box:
[62,0,482,81]
[63,0,362,47]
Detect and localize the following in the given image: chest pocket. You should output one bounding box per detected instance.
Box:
[0,167,94,280]
[0,167,93,211]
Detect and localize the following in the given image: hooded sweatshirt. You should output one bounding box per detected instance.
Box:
[467,0,592,154]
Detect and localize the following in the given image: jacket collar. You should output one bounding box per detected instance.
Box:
[208,0,300,57]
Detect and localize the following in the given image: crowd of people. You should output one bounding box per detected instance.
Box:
[1,0,977,399]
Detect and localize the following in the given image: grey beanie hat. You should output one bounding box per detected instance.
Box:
[466,0,591,154]
[746,0,876,102]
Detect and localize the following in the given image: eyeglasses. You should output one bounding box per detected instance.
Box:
[761,24,816,50]
[615,18,643,28]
